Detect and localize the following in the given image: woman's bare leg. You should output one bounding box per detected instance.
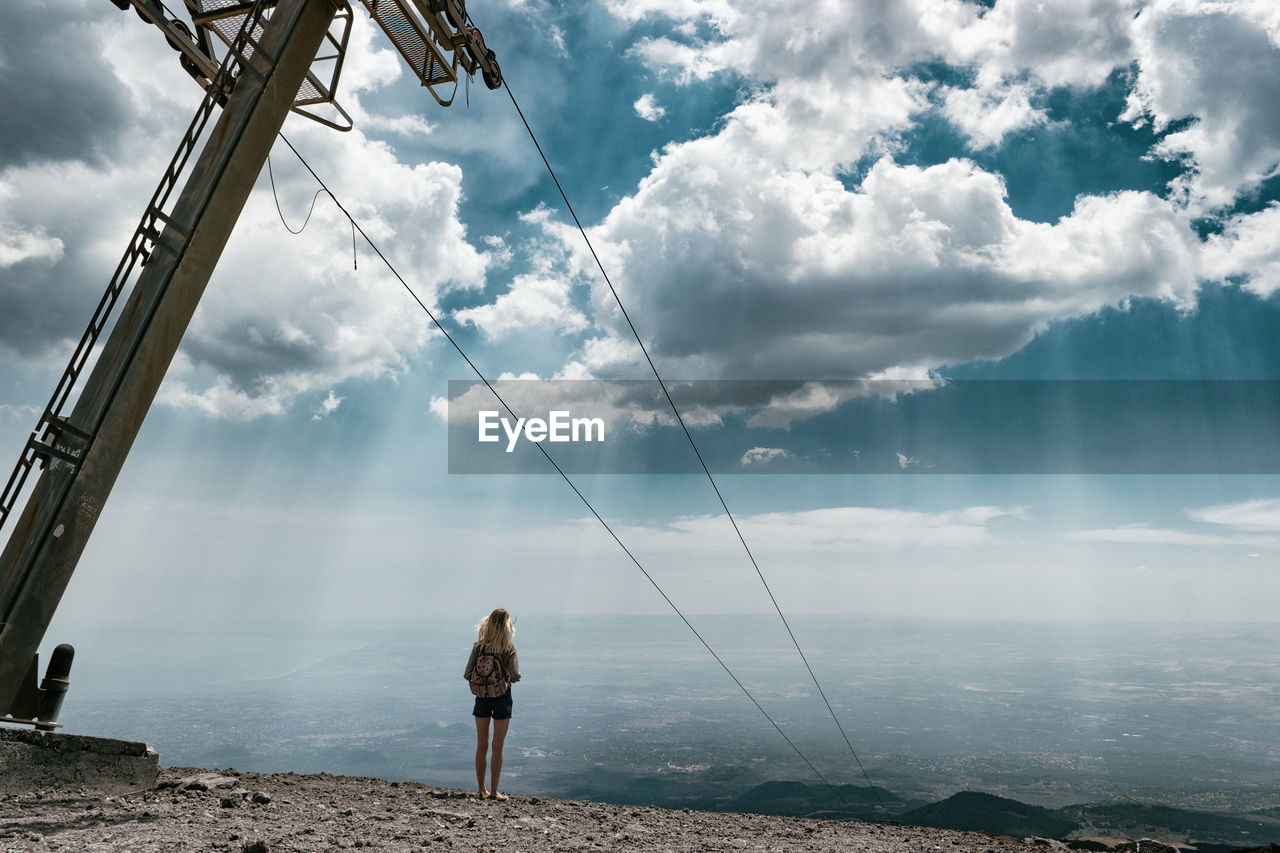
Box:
[489,717,510,796]
[474,716,491,796]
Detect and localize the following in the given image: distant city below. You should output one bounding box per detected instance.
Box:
[44,614,1280,833]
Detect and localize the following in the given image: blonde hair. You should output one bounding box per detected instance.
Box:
[476,608,515,652]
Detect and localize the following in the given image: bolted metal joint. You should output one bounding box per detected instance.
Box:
[29,416,94,473]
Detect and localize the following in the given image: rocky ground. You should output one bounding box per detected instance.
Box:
[0,766,1061,853]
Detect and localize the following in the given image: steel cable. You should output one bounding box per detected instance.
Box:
[273,133,861,814]
[502,81,887,809]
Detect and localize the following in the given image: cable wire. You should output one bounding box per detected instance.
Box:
[266,154,330,235]
[503,81,887,809]
[273,133,860,814]
[267,153,358,268]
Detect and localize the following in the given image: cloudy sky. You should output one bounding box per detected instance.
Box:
[3,0,1280,637]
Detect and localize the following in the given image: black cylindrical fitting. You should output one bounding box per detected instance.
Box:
[34,643,74,731]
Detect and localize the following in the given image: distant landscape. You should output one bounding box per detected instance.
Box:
[45,615,1280,846]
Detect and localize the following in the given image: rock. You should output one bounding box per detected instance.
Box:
[220,796,240,808]
[1112,842,1183,853]
[179,773,239,792]
[252,792,273,805]
[241,842,269,853]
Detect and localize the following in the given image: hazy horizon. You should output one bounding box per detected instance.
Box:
[36,614,1279,819]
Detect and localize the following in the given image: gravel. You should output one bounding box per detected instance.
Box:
[0,766,1041,852]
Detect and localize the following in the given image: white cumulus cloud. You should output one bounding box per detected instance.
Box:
[162,120,490,418]
[940,83,1046,150]
[0,223,64,268]
[552,152,1199,380]
[1122,0,1280,211]
[0,5,495,419]
[1200,204,1280,296]
[457,0,1233,389]
[633,93,666,122]
[313,390,344,420]
[740,446,791,465]
[454,272,589,338]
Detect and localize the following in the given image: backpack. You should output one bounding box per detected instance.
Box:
[469,646,509,698]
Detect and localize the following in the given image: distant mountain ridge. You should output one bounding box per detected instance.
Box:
[899,791,1077,839]
[549,774,1280,850]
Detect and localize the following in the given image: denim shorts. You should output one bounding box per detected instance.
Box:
[473,687,513,720]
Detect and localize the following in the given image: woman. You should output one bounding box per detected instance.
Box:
[463,607,521,800]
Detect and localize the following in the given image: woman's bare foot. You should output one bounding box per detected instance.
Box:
[489,792,509,801]
[476,789,489,799]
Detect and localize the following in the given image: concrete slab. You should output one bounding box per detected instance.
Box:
[0,726,158,795]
